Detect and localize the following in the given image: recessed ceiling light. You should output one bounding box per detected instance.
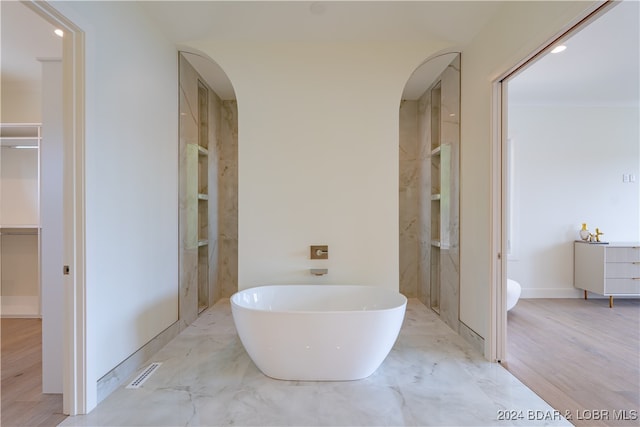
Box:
[54,29,64,37]
[551,45,566,54]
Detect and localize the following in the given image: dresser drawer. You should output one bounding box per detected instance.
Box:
[604,278,640,295]
[605,262,640,278]
[605,247,640,263]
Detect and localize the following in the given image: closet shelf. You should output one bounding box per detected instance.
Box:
[1,123,41,137]
[1,123,42,148]
[198,239,209,247]
[198,145,209,156]
[0,227,39,236]
[198,193,209,201]
[431,194,441,200]
[431,240,441,248]
[431,146,441,156]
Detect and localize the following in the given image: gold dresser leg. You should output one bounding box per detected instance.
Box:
[584,290,588,300]
[609,296,613,308]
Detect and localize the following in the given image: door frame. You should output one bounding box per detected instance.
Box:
[24,0,86,415]
[489,0,616,363]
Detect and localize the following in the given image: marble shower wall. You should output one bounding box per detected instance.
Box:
[179,56,202,328]
[400,54,460,333]
[179,54,238,330]
[216,100,238,300]
[417,88,432,306]
[399,100,419,298]
[437,55,461,331]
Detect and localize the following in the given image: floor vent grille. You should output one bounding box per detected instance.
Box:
[126,362,162,389]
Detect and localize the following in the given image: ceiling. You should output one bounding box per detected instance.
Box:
[0,1,62,90]
[1,1,638,105]
[141,1,503,100]
[139,1,502,44]
[508,0,639,106]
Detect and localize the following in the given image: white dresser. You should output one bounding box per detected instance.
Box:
[574,241,640,307]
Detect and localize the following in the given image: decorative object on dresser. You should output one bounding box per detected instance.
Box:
[578,222,606,243]
[574,241,640,308]
[579,223,590,241]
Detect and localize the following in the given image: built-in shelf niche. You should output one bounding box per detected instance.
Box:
[196,81,209,313]
[430,82,441,313]
[0,123,41,148]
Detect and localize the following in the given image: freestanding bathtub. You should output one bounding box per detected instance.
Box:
[230,285,407,381]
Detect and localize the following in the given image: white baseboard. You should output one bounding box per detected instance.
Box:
[520,288,583,299]
[1,295,41,318]
[521,288,640,299]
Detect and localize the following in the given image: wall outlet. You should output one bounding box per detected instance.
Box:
[623,173,629,183]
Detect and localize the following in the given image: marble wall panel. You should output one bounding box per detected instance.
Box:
[179,56,201,328]
[217,100,238,299]
[207,88,221,306]
[438,56,460,331]
[399,100,419,297]
[417,92,432,305]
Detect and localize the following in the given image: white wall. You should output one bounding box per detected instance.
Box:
[508,105,639,297]
[189,41,448,291]
[50,1,179,410]
[0,85,41,124]
[459,0,599,342]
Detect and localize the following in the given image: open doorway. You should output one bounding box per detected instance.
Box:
[498,0,639,420]
[2,0,86,419]
[1,1,66,424]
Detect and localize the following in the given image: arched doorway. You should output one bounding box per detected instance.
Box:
[399,53,464,334]
[178,52,238,326]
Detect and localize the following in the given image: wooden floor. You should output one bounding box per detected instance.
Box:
[504,298,640,427]
[1,318,67,427]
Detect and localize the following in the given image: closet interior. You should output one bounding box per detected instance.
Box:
[1,123,41,317]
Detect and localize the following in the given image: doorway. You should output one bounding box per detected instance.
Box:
[6,0,87,416]
[494,0,639,415]
[1,2,65,423]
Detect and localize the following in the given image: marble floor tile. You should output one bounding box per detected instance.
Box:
[60,299,570,427]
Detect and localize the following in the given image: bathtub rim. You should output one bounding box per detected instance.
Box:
[230,284,407,315]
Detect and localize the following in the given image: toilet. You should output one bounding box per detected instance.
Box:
[506,279,522,311]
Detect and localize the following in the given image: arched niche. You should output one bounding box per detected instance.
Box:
[399,52,461,332]
[178,51,238,327]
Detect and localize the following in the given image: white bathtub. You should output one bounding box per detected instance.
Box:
[231,285,407,381]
